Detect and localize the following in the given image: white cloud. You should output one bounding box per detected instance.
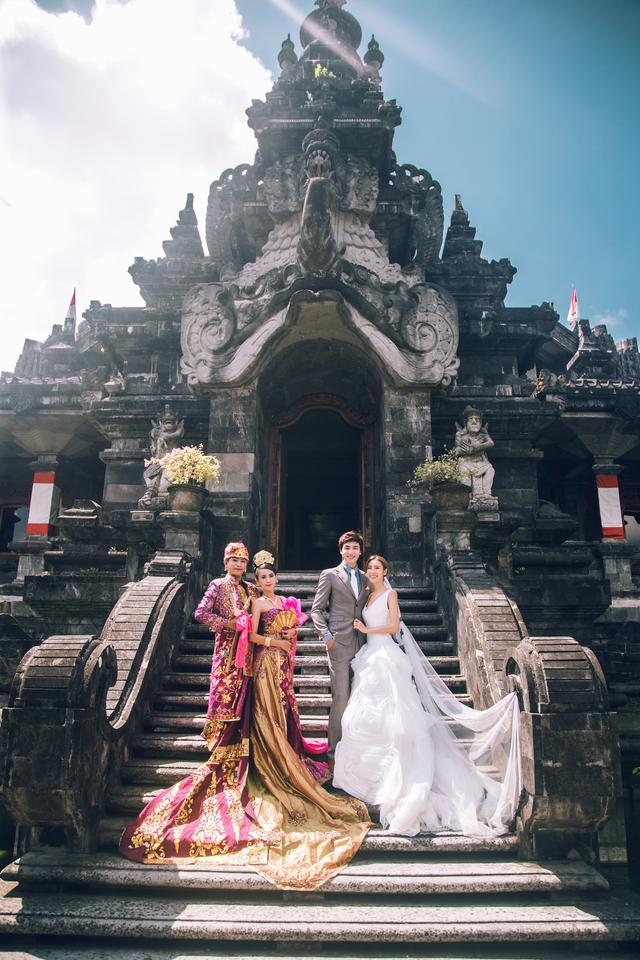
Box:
[0,0,271,372]
[592,307,628,329]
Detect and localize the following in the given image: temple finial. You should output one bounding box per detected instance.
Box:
[364,34,384,83]
[278,33,298,73]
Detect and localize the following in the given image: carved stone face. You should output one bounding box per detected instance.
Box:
[305,148,333,179]
[161,415,178,430]
[466,414,482,433]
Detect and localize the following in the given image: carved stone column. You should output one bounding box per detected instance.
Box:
[382,386,431,580]
[593,460,625,540]
[13,455,61,581]
[206,385,258,565]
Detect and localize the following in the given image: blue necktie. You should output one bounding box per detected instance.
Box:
[344,565,359,598]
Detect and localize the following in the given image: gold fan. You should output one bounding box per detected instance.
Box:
[270,608,298,634]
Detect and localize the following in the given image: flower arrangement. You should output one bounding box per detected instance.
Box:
[146,444,221,487]
[408,449,465,490]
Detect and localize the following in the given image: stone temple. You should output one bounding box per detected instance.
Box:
[1,0,639,951]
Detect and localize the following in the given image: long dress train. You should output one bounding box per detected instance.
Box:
[333,588,521,838]
[120,605,370,889]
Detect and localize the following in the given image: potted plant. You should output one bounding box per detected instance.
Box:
[148,444,221,513]
[408,449,471,512]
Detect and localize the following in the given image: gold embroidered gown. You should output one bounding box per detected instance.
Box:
[120,605,370,889]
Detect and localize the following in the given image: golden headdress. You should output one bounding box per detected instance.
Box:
[253,549,276,570]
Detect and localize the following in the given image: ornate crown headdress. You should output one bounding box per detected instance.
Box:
[253,549,276,568]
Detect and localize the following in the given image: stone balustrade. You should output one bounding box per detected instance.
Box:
[0,553,191,854]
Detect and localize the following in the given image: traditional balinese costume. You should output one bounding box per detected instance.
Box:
[119,544,370,889]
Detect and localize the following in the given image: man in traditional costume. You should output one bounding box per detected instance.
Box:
[193,541,259,748]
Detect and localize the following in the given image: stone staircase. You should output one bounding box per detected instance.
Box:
[1,572,639,956]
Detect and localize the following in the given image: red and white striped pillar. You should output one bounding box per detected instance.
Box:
[26,458,61,537]
[593,462,625,540]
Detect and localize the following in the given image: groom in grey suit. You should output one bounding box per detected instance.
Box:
[311,530,369,764]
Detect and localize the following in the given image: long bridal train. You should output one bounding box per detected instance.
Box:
[333,587,521,838]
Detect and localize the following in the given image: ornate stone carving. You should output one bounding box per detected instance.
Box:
[182,283,236,357]
[454,406,498,511]
[401,285,459,386]
[297,177,341,274]
[187,28,459,392]
[138,405,185,509]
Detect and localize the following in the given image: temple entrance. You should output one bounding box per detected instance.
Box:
[280,409,361,569]
[258,337,381,569]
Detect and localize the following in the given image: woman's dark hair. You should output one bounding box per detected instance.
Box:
[254,561,277,576]
[338,530,363,551]
[366,554,388,572]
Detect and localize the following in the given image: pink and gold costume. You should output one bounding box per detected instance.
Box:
[119,583,370,889]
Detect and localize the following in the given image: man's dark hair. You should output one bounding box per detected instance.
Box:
[338,530,363,551]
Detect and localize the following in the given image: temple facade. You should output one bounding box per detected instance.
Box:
[0,2,639,947]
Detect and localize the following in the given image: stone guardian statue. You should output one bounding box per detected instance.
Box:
[454,406,498,512]
[138,405,185,509]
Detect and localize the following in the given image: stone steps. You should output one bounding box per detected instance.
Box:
[179,637,454,658]
[159,673,470,702]
[98,803,517,855]
[143,713,329,734]
[1,850,609,897]
[171,652,458,673]
[128,733,494,764]
[1,888,638,945]
[153,690,335,711]
[3,945,640,960]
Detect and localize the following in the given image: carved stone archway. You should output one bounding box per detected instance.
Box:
[257,337,381,567]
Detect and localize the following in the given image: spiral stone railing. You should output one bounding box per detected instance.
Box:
[428,505,625,863]
[0,551,192,855]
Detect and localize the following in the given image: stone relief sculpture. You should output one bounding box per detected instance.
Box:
[179,6,460,394]
[454,406,499,512]
[180,114,460,392]
[138,405,185,509]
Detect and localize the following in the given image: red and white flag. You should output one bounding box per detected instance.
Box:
[64,288,77,336]
[567,287,580,329]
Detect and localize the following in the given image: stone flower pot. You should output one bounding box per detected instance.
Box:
[429,479,471,513]
[167,483,207,513]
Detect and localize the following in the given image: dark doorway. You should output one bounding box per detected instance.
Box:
[281,410,361,570]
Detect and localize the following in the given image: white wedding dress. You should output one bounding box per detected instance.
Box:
[333,588,522,837]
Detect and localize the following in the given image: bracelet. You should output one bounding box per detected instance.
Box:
[264,636,271,648]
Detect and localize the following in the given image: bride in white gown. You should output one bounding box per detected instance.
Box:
[333,555,522,838]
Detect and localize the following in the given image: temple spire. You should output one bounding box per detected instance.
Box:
[364,34,384,83]
[299,0,364,77]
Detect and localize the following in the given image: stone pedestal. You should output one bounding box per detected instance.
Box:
[433,506,477,554]
[156,506,213,603]
[157,510,202,557]
[100,447,146,510]
[12,537,51,583]
[597,538,637,598]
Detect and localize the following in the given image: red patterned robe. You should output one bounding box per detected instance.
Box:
[194,574,260,748]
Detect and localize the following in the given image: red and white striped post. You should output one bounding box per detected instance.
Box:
[26,460,61,537]
[593,463,625,540]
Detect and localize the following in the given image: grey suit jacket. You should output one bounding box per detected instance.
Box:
[311,565,369,659]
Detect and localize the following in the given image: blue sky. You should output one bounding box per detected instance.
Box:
[236,0,639,337]
[13,0,640,352]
